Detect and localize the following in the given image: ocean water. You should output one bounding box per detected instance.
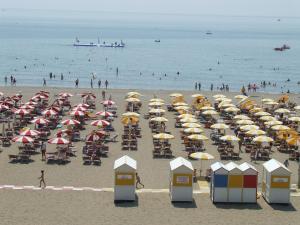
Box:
[0,9,299,93]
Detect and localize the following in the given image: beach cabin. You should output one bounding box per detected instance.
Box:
[210,162,228,203]
[114,155,137,201]
[239,162,258,203]
[262,159,291,204]
[226,162,243,203]
[169,157,194,202]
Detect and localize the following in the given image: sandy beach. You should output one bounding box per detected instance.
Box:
[0,85,299,224]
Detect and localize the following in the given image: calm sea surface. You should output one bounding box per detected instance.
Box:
[0,9,299,93]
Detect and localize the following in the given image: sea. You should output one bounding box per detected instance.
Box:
[0,9,299,93]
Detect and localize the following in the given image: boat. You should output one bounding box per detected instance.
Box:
[206,31,212,35]
[73,38,125,48]
[154,39,160,43]
[274,44,290,51]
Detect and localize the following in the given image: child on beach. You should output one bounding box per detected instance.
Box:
[38,170,46,188]
[135,173,144,188]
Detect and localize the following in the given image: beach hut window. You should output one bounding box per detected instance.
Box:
[214,175,228,187]
[173,174,192,186]
[228,175,243,188]
[243,175,257,188]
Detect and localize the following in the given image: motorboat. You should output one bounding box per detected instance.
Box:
[73,38,125,48]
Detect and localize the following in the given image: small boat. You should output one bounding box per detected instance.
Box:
[73,38,125,48]
[274,44,290,51]
[155,39,160,43]
[206,31,212,35]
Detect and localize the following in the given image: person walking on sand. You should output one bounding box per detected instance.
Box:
[195,82,197,90]
[75,78,79,88]
[102,90,106,100]
[90,79,93,88]
[38,170,46,188]
[98,79,101,88]
[105,80,108,89]
[284,159,289,168]
[43,78,46,87]
[135,172,144,188]
[198,82,201,91]
[41,141,46,161]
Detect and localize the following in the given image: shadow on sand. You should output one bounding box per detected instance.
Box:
[172,199,197,208]
[114,195,139,208]
[214,202,263,210]
[269,203,297,211]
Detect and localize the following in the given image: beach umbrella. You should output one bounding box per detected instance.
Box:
[30,117,50,124]
[59,92,73,97]
[122,112,140,117]
[277,130,298,140]
[213,94,226,99]
[264,101,279,106]
[190,152,214,160]
[56,129,71,137]
[19,105,34,110]
[177,114,195,119]
[0,104,9,111]
[286,137,300,146]
[149,98,164,102]
[191,94,205,98]
[126,97,140,102]
[211,123,229,130]
[274,108,290,114]
[180,117,198,123]
[233,115,250,120]
[288,117,300,122]
[253,136,274,143]
[245,129,266,136]
[182,123,202,128]
[187,134,208,141]
[240,125,260,131]
[0,92,3,96]
[254,111,271,116]
[264,120,283,126]
[170,93,183,97]
[150,117,168,122]
[101,100,115,105]
[261,98,274,102]
[249,107,263,113]
[48,137,70,145]
[236,120,254,125]
[202,110,218,115]
[294,105,300,110]
[70,110,85,117]
[14,109,29,115]
[259,116,277,121]
[218,103,235,108]
[149,101,164,106]
[224,107,240,113]
[127,91,142,97]
[85,134,100,142]
[96,111,113,117]
[12,136,34,143]
[61,119,80,126]
[220,135,240,142]
[72,106,87,111]
[81,92,96,99]
[42,109,57,117]
[121,116,139,125]
[175,106,190,111]
[183,128,203,134]
[200,106,214,110]
[19,129,40,137]
[271,125,290,131]
[149,108,165,114]
[91,120,110,127]
[235,95,247,99]
[153,133,174,139]
[173,102,188,106]
[76,103,89,108]
[215,97,231,102]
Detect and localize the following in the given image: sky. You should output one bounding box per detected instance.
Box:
[1,0,299,17]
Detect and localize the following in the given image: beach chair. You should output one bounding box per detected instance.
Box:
[92,155,101,165]
[8,154,19,163]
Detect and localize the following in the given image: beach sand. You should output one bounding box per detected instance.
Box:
[0,86,299,224]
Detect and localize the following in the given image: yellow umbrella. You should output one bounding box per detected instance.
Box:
[202,110,218,115]
[182,123,202,128]
[246,129,266,136]
[294,105,300,110]
[121,116,139,125]
[218,102,234,108]
[170,93,183,97]
[177,114,195,119]
[191,94,205,98]
[175,106,190,111]
[149,98,164,102]
[264,120,283,126]
[188,134,209,141]
[153,133,174,139]
[184,128,203,134]
[236,120,254,125]
[253,136,274,143]
[286,137,300,146]
[125,97,140,102]
[274,108,290,114]
[189,152,214,160]
[254,111,271,116]
[173,102,188,106]
[224,107,240,113]
[127,91,142,96]
[122,112,140,117]
[211,123,229,130]
[213,94,226,99]
[271,125,290,131]
[234,115,250,120]
[289,117,300,122]
[240,125,260,131]
[259,116,277,121]
[149,108,166,114]
[215,97,230,102]
[200,106,214,110]
[150,117,168,122]
[220,135,240,142]
[148,101,164,106]
[249,107,263,113]
[180,117,198,123]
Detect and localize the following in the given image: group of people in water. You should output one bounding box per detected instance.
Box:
[4,75,17,86]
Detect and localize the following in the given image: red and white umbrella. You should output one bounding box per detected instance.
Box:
[85,134,100,142]
[59,92,73,98]
[30,117,50,124]
[20,105,34,110]
[12,136,34,143]
[0,104,9,111]
[81,92,96,99]
[96,111,113,117]
[76,103,89,108]
[48,137,70,145]
[25,101,38,106]
[72,106,87,111]
[48,106,61,112]
[56,129,72,137]
[42,109,58,117]
[90,120,110,127]
[61,119,80,125]
[70,110,85,117]
[101,100,115,105]
[19,129,41,137]
[14,108,29,115]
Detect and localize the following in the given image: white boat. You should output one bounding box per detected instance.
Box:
[73,38,125,48]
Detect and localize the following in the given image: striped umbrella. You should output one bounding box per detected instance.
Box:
[76,103,89,108]
[19,129,40,137]
[85,134,100,142]
[236,120,254,125]
[30,117,50,124]
[220,135,240,142]
[70,110,85,117]
[61,119,80,125]
[96,111,113,117]
[101,100,115,105]
[0,104,9,111]
[245,129,266,136]
[271,125,290,131]
[20,105,34,110]
[150,117,168,122]
[187,134,209,141]
[182,123,201,128]
[42,109,57,117]
[288,117,300,122]
[12,136,34,143]
[14,109,29,115]
[153,133,174,139]
[264,120,282,126]
[233,115,250,120]
[240,125,260,131]
[59,92,73,97]
[180,117,198,123]
[211,123,229,130]
[90,120,110,127]
[253,136,274,143]
[183,128,203,134]
[72,106,87,111]
[48,137,70,145]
